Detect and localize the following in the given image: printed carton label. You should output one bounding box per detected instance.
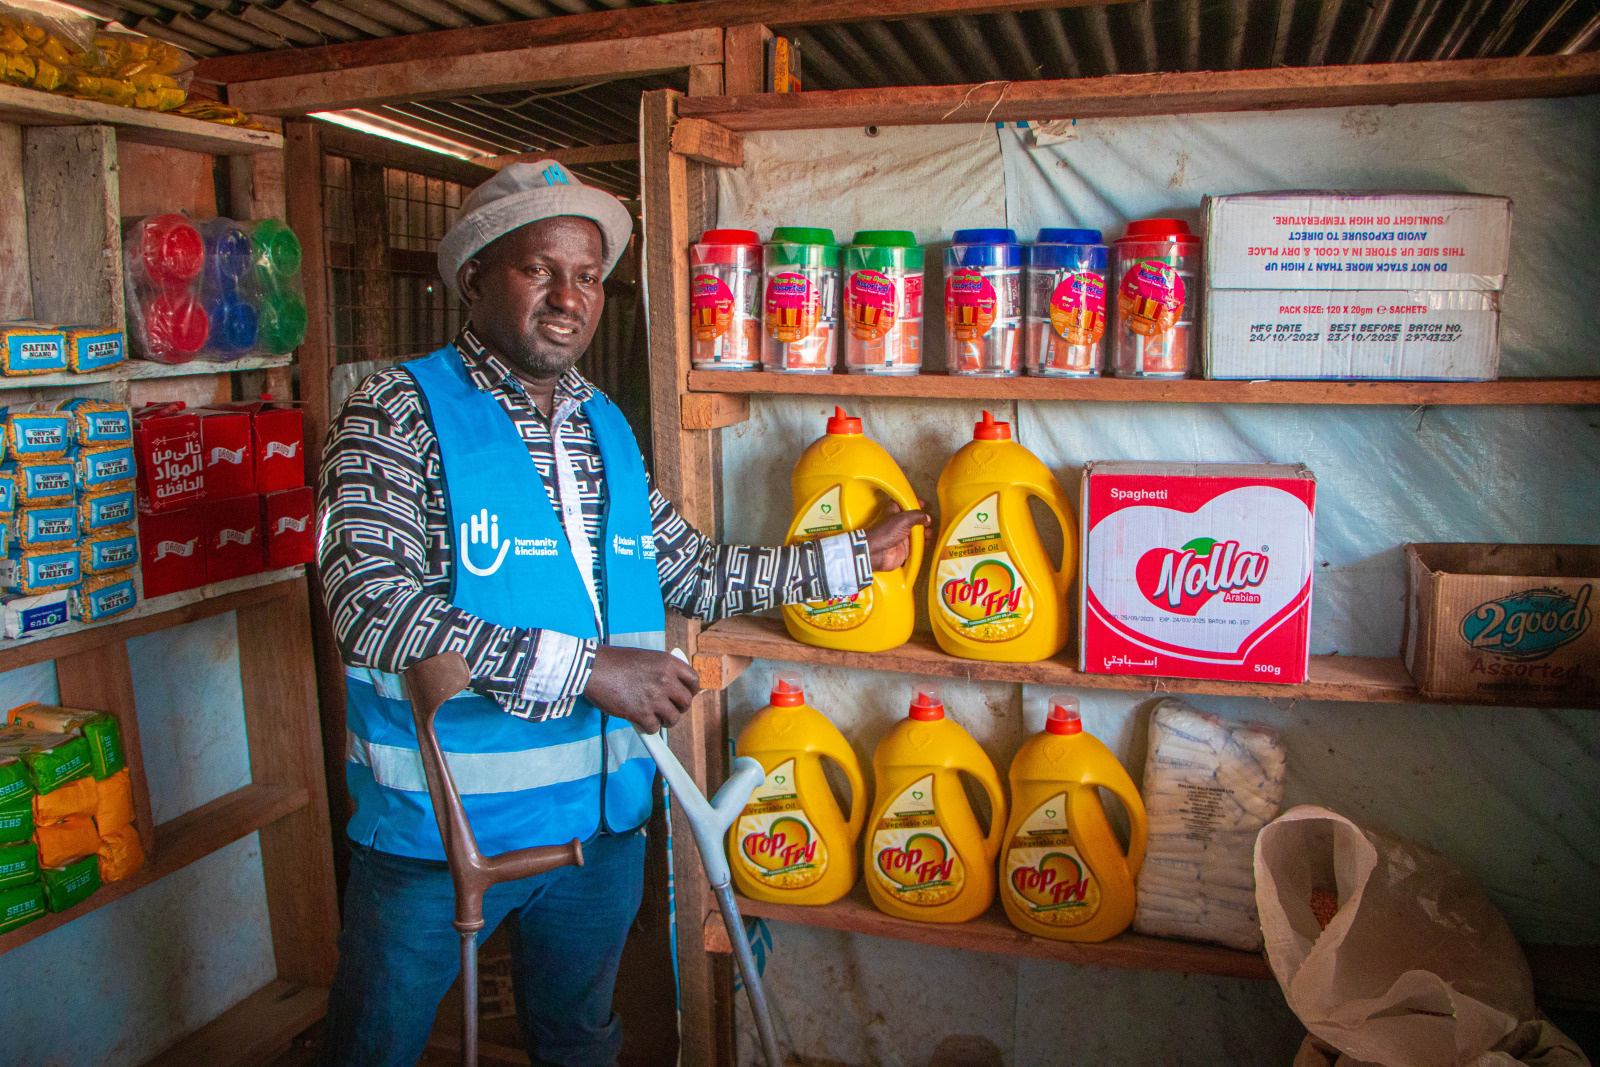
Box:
[869,775,962,906]
[934,494,1032,642]
[733,759,827,889]
[1004,794,1100,926]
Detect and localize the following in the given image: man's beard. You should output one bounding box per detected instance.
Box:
[481,326,584,381]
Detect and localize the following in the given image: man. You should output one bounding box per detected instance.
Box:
[315,161,928,1066]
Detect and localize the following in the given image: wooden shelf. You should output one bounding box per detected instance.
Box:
[728,885,1272,980]
[0,355,293,392]
[0,83,282,155]
[145,979,329,1067]
[0,781,309,956]
[699,615,1449,705]
[678,52,1600,132]
[0,567,307,673]
[687,370,1600,407]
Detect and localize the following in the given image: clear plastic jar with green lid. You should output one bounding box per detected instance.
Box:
[763,227,839,374]
[843,230,925,376]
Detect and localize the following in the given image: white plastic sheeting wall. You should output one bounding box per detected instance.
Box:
[715,99,1598,1066]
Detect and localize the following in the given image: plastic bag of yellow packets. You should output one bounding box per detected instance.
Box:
[97,822,142,882]
[33,771,95,823]
[10,704,125,779]
[0,3,190,112]
[0,0,88,94]
[0,838,36,888]
[170,98,261,129]
[94,767,133,835]
[0,879,44,932]
[35,813,95,867]
[42,851,97,911]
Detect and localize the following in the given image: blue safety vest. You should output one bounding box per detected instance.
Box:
[341,344,664,861]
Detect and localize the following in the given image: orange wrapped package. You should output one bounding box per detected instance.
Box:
[35,814,97,867]
[33,773,96,823]
[94,768,133,835]
[97,823,144,882]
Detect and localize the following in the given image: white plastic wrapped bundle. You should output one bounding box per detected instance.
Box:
[1133,698,1286,950]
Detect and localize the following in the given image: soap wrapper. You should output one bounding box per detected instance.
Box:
[0,880,45,932]
[0,796,33,845]
[10,707,124,779]
[75,572,137,622]
[94,768,134,835]
[0,755,30,807]
[33,773,96,823]
[42,852,99,911]
[2,590,70,637]
[0,323,67,376]
[35,814,98,868]
[97,822,144,883]
[0,727,92,792]
[0,839,38,889]
[0,545,81,594]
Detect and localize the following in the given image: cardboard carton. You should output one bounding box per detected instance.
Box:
[262,486,315,569]
[133,404,202,515]
[217,401,304,493]
[204,494,264,583]
[138,507,204,598]
[196,408,255,499]
[1404,543,1597,706]
[1080,461,1316,683]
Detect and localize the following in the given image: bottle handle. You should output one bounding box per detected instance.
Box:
[821,742,869,840]
[976,764,1009,863]
[859,474,926,588]
[1020,478,1079,600]
[1077,774,1149,880]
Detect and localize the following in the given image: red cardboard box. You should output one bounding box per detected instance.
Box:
[197,408,255,499]
[139,506,205,597]
[204,493,264,583]
[133,403,203,514]
[1079,461,1317,684]
[219,400,304,493]
[262,486,315,569]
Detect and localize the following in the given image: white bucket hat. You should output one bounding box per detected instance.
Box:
[437,160,634,297]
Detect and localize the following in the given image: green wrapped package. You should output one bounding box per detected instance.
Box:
[0,840,37,889]
[7,707,125,780]
[0,727,92,793]
[0,755,30,807]
[0,880,45,933]
[43,854,99,912]
[0,796,32,845]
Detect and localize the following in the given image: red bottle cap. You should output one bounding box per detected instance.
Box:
[973,410,1011,441]
[141,214,205,288]
[1045,694,1082,735]
[700,229,760,245]
[769,671,805,707]
[827,406,863,435]
[1119,218,1200,245]
[908,686,945,721]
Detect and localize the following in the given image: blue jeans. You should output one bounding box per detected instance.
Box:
[317,829,647,1067]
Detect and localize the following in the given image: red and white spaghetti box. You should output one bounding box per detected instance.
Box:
[138,506,205,598]
[133,403,204,514]
[196,408,255,499]
[262,486,315,569]
[219,400,304,492]
[204,493,264,583]
[1079,461,1317,684]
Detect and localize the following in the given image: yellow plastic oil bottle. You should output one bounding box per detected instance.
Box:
[864,686,1006,923]
[999,694,1148,942]
[728,672,867,906]
[928,410,1077,662]
[783,407,923,652]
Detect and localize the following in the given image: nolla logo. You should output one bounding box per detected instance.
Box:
[1137,537,1268,616]
[1461,585,1591,661]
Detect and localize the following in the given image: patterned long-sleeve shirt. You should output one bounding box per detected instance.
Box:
[318,327,873,721]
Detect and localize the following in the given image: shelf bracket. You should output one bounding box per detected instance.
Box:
[694,651,752,691]
[681,392,750,430]
[670,118,744,168]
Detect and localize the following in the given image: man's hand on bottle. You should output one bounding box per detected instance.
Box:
[585,645,701,734]
[863,500,932,572]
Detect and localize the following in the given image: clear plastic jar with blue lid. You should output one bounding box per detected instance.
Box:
[944,228,1023,376]
[1025,227,1108,378]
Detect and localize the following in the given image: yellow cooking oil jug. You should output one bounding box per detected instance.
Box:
[783,407,923,653]
[864,686,1006,923]
[928,410,1077,662]
[1000,694,1148,942]
[728,672,867,906]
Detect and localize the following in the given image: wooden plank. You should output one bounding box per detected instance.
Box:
[0,355,293,393]
[723,24,772,97]
[697,614,1476,705]
[55,643,157,860]
[733,885,1274,980]
[230,28,725,115]
[679,51,1600,131]
[687,370,1600,407]
[692,651,752,692]
[0,781,307,956]
[0,570,305,676]
[237,578,342,987]
[671,118,744,168]
[0,123,29,320]
[197,0,1139,85]
[0,83,283,155]
[350,159,392,363]
[22,125,122,331]
[474,142,638,170]
[680,392,751,430]
[703,910,734,954]
[227,118,289,222]
[688,57,725,98]
[144,979,329,1067]
[128,371,234,410]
